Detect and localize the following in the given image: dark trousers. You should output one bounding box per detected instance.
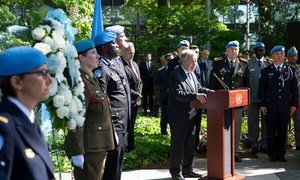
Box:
[142,82,154,113]
[195,110,202,148]
[160,100,168,135]
[127,105,138,151]
[103,133,126,180]
[266,112,290,159]
[74,152,107,180]
[169,124,196,175]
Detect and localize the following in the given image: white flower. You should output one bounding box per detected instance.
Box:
[53,94,65,107]
[40,25,52,34]
[56,106,70,119]
[66,119,77,130]
[56,52,67,75]
[58,83,69,94]
[64,90,73,105]
[75,115,85,127]
[32,27,46,41]
[34,43,52,55]
[68,100,77,114]
[74,81,85,96]
[52,28,66,51]
[49,78,58,96]
[43,36,54,47]
[73,96,83,112]
[70,44,78,58]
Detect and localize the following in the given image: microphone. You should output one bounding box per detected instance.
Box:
[213,73,230,90]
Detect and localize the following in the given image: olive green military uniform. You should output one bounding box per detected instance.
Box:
[65,70,116,180]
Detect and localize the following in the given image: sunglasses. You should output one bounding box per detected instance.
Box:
[22,69,54,79]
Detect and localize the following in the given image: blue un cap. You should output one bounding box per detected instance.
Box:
[74,40,95,53]
[225,41,239,49]
[270,45,285,55]
[253,42,265,49]
[0,46,48,76]
[94,32,116,47]
[177,40,190,48]
[105,25,125,36]
[287,46,298,56]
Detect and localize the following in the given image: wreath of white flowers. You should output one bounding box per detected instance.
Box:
[33,8,85,130]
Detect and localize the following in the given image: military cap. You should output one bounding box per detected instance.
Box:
[74,40,95,53]
[177,40,190,48]
[0,46,47,76]
[253,42,265,49]
[94,32,116,47]
[270,45,285,55]
[287,46,298,56]
[225,41,239,49]
[105,25,125,36]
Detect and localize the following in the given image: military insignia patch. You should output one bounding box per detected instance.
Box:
[25,148,35,158]
[0,116,8,124]
[93,69,102,78]
[0,135,4,151]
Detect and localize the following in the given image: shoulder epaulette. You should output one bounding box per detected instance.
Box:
[214,57,223,61]
[265,57,273,62]
[0,116,8,124]
[239,57,248,62]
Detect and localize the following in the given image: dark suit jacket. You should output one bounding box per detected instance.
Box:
[259,63,298,113]
[93,57,129,134]
[121,57,143,105]
[65,70,116,158]
[209,57,247,90]
[155,66,169,105]
[139,61,157,86]
[168,66,214,127]
[0,97,54,180]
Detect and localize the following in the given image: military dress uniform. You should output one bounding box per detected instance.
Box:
[94,56,129,180]
[245,57,272,151]
[0,98,54,180]
[209,57,248,156]
[292,64,300,149]
[259,63,298,160]
[64,70,115,180]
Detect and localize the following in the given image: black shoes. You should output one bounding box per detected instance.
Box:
[182,171,202,178]
[171,173,184,180]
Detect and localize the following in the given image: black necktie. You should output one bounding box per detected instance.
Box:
[277,66,281,73]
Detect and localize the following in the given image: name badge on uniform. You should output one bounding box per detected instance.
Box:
[268,73,274,76]
[25,148,35,159]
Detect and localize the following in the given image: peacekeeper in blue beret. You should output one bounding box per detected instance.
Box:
[0,46,54,180]
[167,40,190,75]
[209,40,248,162]
[92,31,130,180]
[105,25,128,50]
[64,40,116,180]
[286,46,300,150]
[259,45,298,162]
[245,42,272,155]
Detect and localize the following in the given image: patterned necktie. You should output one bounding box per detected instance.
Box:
[188,73,195,91]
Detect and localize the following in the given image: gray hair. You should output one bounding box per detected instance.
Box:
[120,42,135,56]
[180,49,197,63]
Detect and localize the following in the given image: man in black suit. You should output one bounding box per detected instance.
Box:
[168,49,214,180]
[120,42,143,151]
[140,53,156,115]
[209,40,248,162]
[259,45,298,162]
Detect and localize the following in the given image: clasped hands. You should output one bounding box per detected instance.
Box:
[196,93,207,103]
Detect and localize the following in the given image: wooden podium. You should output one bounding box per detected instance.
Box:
[190,89,249,180]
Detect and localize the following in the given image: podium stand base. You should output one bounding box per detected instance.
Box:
[205,174,244,180]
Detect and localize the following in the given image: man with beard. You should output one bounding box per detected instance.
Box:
[93,31,129,180]
[245,42,272,154]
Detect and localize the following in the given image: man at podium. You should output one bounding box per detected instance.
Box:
[168,49,214,180]
[209,40,247,162]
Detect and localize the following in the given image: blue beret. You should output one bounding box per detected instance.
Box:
[225,41,239,49]
[105,25,125,36]
[253,42,265,49]
[74,40,95,53]
[270,45,285,55]
[0,46,47,76]
[94,32,116,47]
[287,46,298,56]
[177,40,190,48]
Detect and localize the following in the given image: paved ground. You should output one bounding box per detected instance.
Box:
[54,149,300,180]
[121,149,300,180]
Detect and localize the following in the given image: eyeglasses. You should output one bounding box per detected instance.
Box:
[22,69,54,79]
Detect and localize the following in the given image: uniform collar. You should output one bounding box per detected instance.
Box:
[7,96,35,123]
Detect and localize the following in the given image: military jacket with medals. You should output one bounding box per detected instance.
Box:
[209,57,247,90]
[245,57,272,103]
[65,70,115,158]
[93,56,129,134]
[259,63,298,113]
